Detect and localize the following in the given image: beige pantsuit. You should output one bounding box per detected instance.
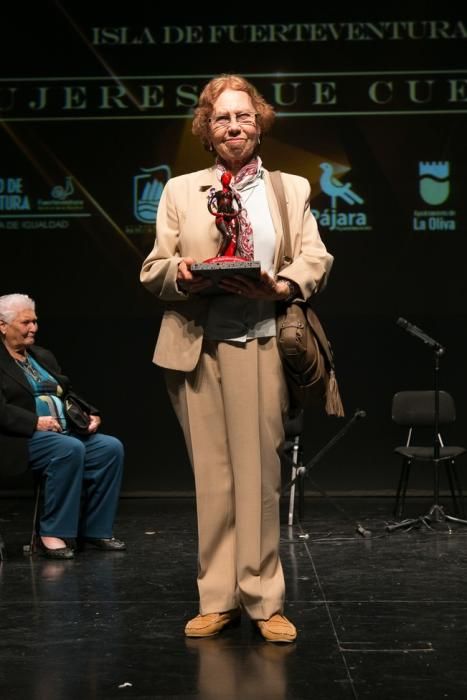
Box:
[166,337,289,619]
[140,165,333,619]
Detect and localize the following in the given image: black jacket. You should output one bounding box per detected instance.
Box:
[0,343,97,475]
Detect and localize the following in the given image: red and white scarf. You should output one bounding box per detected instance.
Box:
[214,156,262,260]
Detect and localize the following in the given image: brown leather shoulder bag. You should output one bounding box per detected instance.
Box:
[271,171,344,416]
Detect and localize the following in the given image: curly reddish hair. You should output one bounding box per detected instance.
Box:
[192,74,276,149]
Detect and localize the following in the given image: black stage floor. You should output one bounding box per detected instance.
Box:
[2,496,467,699]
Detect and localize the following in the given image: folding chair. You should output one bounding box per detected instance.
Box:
[392,390,466,520]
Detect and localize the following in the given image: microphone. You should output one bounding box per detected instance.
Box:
[396,318,445,353]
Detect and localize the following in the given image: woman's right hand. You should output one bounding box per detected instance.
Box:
[177,258,212,294]
[36,416,62,432]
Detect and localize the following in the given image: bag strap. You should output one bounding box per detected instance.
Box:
[306,306,335,371]
[271,173,344,416]
[271,172,336,372]
[270,171,293,266]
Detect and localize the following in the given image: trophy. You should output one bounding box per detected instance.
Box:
[190,172,261,292]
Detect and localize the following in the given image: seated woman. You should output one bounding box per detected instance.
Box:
[0,293,125,560]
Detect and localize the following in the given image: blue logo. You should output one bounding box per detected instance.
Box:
[51,176,74,201]
[133,165,171,223]
[419,162,450,205]
[312,162,369,231]
[319,163,364,207]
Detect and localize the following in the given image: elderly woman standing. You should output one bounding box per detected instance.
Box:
[140,74,333,642]
[0,293,125,559]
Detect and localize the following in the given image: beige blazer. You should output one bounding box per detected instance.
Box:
[140,166,334,372]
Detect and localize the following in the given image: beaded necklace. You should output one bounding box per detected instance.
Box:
[15,353,42,383]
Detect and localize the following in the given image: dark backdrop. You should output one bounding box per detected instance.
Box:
[1,4,466,495]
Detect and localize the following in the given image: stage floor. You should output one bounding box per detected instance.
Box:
[1,496,467,699]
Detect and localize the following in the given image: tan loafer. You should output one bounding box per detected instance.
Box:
[256,614,297,643]
[184,609,241,638]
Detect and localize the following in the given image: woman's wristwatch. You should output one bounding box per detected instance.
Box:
[281,278,301,301]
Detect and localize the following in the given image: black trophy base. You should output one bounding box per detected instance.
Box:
[191,258,261,295]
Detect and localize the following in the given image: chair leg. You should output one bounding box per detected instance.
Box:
[0,533,5,561]
[394,464,404,517]
[288,436,302,526]
[395,459,411,518]
[449,461,465,517]
[27,481,42,555]
[288,466,297,526]
[298,468,306,523]
[400,460,412,517]
[445,462,460,515]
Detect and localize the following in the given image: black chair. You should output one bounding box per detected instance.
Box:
[282,410,305,526]
[0,472,44,560]
[392,390,466,520]
[23,475,43,555]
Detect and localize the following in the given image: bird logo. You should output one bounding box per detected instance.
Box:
[319,163,364,208]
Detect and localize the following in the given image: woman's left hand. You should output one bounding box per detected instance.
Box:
[88,415,101,433]
[219,270,291,300]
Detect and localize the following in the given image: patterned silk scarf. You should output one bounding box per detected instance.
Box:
[214,156,262,260]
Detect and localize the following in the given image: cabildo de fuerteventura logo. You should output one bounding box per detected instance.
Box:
[133,165,171,224]
[0,174,89,230]
[312,162,371,231]
[37,176,85,215]
[51,176,74,201]
[413,161,456,231]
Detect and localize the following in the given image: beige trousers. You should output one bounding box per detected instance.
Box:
[165,336,289,620]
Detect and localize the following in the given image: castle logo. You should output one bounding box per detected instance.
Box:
[419,161,450,206]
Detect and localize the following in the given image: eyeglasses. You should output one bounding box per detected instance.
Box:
[209,112,257,130]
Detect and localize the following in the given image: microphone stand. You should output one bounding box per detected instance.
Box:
[282,409,370,536]
[387,321,467,533]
